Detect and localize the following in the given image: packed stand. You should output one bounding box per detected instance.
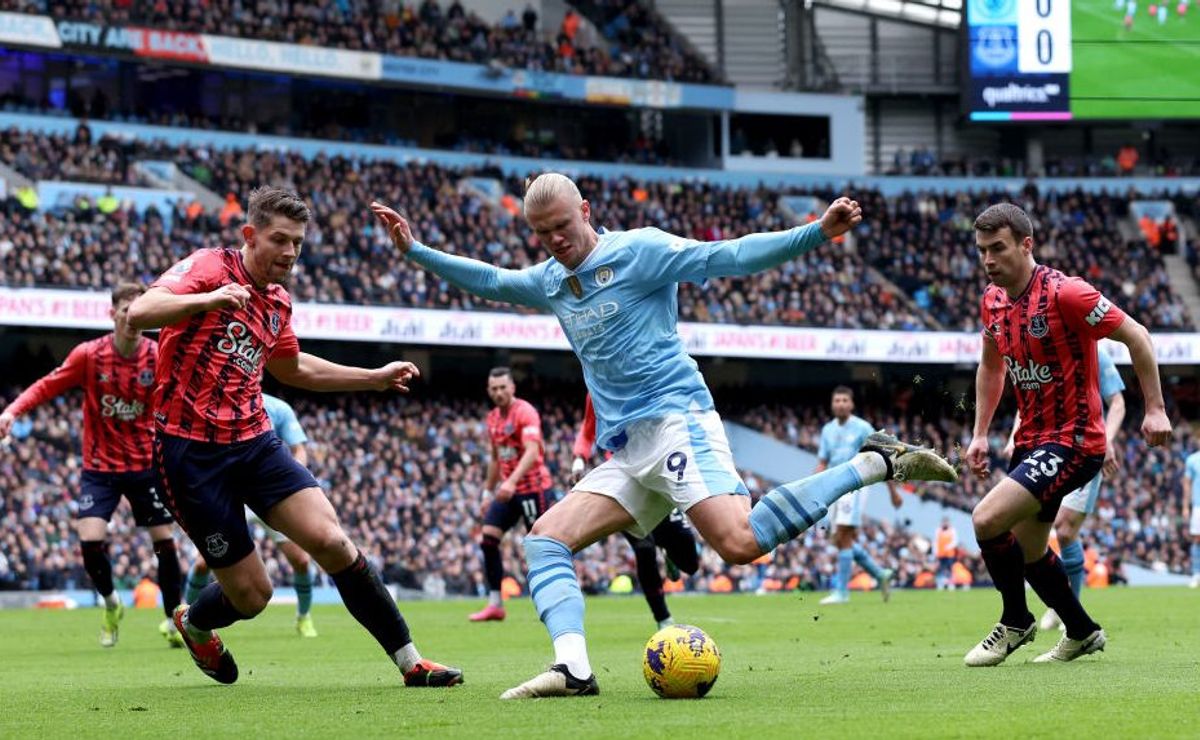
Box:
[737,395,1196,579]
[886,146,1200,178]
[0,130,922,330]
[558,0,714,83]
[0,388,973,594]
[0,126,1193,331]
[0,124,147,186]
[0,0,717,83]
[5,381,1192,595]
[853,187,1194,331]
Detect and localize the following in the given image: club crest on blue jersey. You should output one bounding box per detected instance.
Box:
[1028,314,1049,339]
[138,368,155,386]
[595,266,614,287]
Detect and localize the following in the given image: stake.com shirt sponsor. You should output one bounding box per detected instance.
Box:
[151,248,299,443]
[981,265,1126,455]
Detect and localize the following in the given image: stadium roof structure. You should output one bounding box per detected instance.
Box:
[813,0,961,28]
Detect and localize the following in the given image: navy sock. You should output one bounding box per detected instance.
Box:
[331,551,412,655]
[978,532,1032,629]
[187,582,250,631]
[80,540,114,597]
[1025,550,1100,640]
[480,534,504,592]
[153,539,182,617]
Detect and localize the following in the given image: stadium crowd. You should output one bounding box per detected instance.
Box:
[738,397,1196,581]
[0,128,926,330]
[8,126,1195,332]
[1,384,1191,596]
[0,0,715,83]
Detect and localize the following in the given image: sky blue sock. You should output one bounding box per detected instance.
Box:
[293,566,313,617]
[852,543,885,580]
[836,548,853,597]
[1060,540,1086,597]
[184,565,210,605]
[1191,543,1200,576]
[525,535,584,639]
[749,462,864,553]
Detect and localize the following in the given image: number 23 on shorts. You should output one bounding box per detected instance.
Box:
[1022,449,1064,483]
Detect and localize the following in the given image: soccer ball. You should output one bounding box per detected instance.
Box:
[642,624,721,699]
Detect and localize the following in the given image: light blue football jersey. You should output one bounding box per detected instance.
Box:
[818,415,875,468]
[1186,451,1200,510]
[263,393,307,446]
[1097,350,1125,401]
[408,222,825,450]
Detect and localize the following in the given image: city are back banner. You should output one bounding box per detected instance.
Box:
[0,11,734,111]
[3,288,1197,365]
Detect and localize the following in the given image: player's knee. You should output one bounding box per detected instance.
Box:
[305,527,355,569]
[971,507,1001,538]
[710,533,759,566]
[528,517,561,540]
[228,580,272,616]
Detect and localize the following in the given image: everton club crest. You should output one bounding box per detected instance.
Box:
[1028,313,1049,339]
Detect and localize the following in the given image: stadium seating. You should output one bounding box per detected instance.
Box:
[4,126,1193,331]
[0,0,716,83]
[2,386,1188,594]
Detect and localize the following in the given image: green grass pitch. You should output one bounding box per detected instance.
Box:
[1071,0,1200,118]
[1,588,1197,738]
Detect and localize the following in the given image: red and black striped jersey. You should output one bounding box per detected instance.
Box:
[151,248,300,443]
[981,265,1126,455]
[488,397,552,494]
[7,334,157,472]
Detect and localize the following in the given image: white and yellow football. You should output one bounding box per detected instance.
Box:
[642,624,721,699]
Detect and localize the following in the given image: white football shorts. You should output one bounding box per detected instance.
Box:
[574,410,748,537]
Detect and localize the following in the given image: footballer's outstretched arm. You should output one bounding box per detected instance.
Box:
[0,345,88,437]
[267,352,420,393]
[703,196,861,277]
[966,335,1006,478]
[370,201,547,308]
[1107,315,1171,446]
[128,284,250,329]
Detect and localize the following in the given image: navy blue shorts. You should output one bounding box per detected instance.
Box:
[78,469,173,527]
[483,488,560,532]
[1008,444,1104,523]
[155,431,318,568]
